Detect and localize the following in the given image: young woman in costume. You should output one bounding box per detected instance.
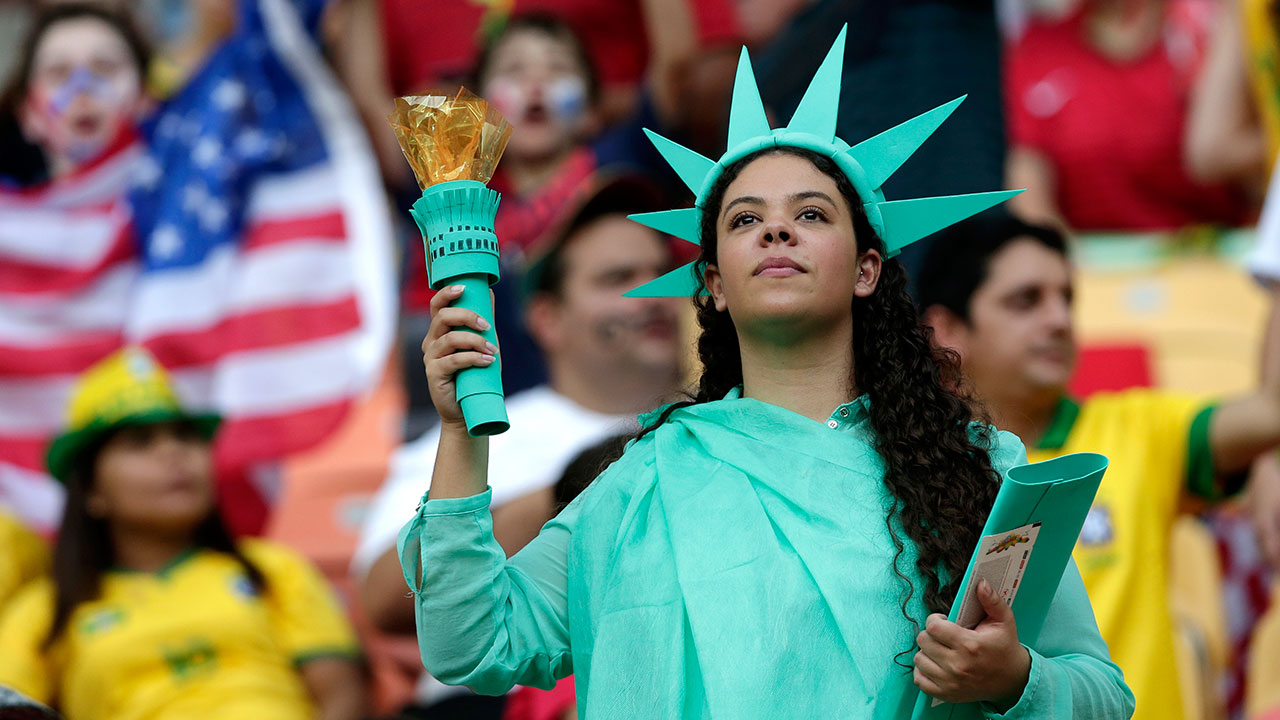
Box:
[402,28,1134,719]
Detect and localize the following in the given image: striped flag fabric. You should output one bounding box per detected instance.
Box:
[0,139,142,532]
[0,0,394,534]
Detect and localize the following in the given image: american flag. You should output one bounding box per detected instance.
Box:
[0,0,394,534]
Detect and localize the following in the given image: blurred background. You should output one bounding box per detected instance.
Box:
[1,0,1280,719]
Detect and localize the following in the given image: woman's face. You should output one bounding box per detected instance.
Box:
[704,153,882,340]
[89,422,215,535]
[22,17,143,169]
[481,29,591,162]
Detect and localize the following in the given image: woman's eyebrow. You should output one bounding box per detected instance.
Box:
[790,190,836,205]
[721,195,764,219]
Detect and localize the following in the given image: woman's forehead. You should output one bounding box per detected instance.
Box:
[33,18,132,68]
[725,153,841,201]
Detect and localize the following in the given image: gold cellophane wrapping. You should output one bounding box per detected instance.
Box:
[387,88,514,190]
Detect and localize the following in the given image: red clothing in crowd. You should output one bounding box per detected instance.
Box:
[1005,1,1252,230]
[380,0,741,95]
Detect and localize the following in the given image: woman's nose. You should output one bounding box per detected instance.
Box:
[760,220,794,245]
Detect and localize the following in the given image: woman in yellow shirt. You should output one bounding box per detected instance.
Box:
[0,348,366,720]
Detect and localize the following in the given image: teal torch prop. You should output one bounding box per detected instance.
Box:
[389,90,514,436]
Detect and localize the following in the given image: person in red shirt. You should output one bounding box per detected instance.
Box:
[1005,0,1255,231]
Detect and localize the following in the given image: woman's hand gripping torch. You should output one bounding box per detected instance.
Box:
[388,90,514,435]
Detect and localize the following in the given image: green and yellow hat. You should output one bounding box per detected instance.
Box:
[45,347,220,482]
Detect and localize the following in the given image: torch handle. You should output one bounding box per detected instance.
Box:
[450,273,509,436]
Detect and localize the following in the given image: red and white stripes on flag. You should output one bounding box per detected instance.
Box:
[0,145,140,531]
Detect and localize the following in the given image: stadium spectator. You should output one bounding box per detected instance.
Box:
[0,2,147,186]
[0,347,366,720]
[919,211,1280,720]
[1006,0,1255,230]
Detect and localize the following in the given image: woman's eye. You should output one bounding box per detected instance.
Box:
[91,59,122,78]
[39,64,72,86]
[729,213,758,229]
[798,208,827,222]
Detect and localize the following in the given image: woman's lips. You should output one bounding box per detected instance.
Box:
[754,256,804,277]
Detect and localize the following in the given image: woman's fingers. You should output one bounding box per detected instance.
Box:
[916,627,958,667]
[429,284,465,315]
[923,613,967,650]
[914,650,948,684]
[428,351,496,380]
[426,307,491,342]
[429,329,497,360]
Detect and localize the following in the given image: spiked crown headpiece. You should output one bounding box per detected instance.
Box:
[625,26,1022,298]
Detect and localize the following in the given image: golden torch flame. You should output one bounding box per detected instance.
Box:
[387,88,514,190]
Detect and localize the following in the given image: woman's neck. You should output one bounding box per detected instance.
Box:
[1084,0,1164,62]
[502,146,576,196]
[110,524,195,573]
[739,321,856,423]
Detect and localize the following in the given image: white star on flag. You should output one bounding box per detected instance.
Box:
[150,225,184,261]
[192,138,223,168]
[212,79,247,111]
[131,154,162,190]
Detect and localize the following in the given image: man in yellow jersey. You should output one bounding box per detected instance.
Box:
[918,212,1280,720]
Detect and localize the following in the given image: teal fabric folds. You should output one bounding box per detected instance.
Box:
[397,393,1133,719]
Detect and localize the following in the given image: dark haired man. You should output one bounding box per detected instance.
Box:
[919,212,1280,720]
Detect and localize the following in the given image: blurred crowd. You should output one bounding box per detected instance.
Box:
[2,0,1280,719]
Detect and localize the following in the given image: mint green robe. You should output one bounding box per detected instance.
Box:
[398,390,1134,719]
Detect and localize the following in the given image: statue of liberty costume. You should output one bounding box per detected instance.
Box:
[397,28,1134,720]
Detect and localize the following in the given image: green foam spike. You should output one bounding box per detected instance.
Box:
[845,96,966,190]
[622,261,703,298]
[628,208,702,245]
[643,129,715,196]
[879,189,1025,256]
[785,24,847,140]
[727,46,771,150]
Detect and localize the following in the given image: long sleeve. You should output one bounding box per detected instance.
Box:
[397,488,576,695]
[983,560,1135,719]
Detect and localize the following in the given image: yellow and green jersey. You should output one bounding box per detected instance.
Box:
[0,510,49,611]
[0,539,359,720]
[1028,390,1230,720]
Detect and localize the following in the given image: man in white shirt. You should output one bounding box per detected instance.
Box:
[352,174,683,714]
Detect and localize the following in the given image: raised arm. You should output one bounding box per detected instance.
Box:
[393,285,573,693]
[1208,285,1280,474]
[1183,0,1268,194]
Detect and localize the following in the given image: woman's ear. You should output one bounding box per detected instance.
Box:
[523,294,564,349]
[853,249,883,298]
[704,263,728,312]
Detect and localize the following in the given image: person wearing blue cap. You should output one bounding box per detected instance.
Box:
[398,28,1135,719]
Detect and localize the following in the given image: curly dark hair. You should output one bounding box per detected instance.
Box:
[642,146,1001,640]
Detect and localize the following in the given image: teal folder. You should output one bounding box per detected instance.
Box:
[910,452,1109,719]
